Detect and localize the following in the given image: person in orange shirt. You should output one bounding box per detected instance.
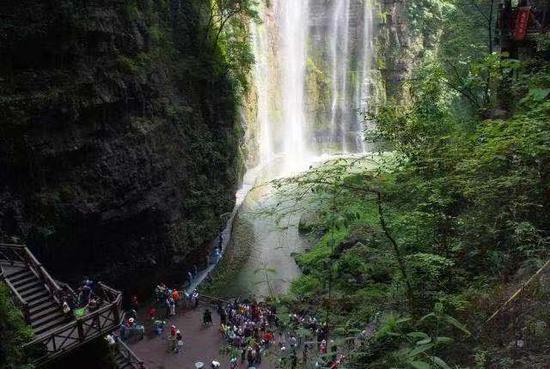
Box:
[172,289,180,304]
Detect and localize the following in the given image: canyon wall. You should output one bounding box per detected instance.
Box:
[0,0,243,287]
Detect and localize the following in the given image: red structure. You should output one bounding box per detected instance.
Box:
[513,7,532,40]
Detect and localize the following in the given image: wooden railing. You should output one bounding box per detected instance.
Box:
[0,243,64,304]
[116,338,146,369]
[24,283,123,364]
[0,244,124,365]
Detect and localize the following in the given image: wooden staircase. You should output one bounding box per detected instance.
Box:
[0,243,143,368]
[3,264,70,337]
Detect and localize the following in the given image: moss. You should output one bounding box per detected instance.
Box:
[202,213,255,297]
[0,283,34,369]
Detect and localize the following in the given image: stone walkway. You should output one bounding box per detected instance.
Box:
[130,306,276,369]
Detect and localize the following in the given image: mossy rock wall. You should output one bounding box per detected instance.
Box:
[0,0,243,288]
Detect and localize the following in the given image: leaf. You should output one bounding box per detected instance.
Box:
[444,315,471,336]
[431,356,452,369]
[396,317,412,324]
[420,312,436,322]
[417,337,432,345]
[409,360,432,369]
[407,332,430,340]
[530,88,550,101]
[408,343,434,357]
[434,336,453,344]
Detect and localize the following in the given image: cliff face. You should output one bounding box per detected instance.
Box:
[0,1,243,286]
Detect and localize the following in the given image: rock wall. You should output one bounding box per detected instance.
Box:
[376,0,428,99]
[0,0,243,288]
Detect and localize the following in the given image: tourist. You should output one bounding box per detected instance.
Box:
[320,339,327,354]
[290,350,298,369]
[289,334,297,349]
[131,295,139,310]
[127,308,137,320]
[147,306,157,321]
[175,330,183,353]
[169,297,176,316]
[62,301,71,315]
[172,289,181,306]
[169,325,177,351]
[246,346,256,368]
[105,334,116,348]
[192,289,200,308]
[203,308,213,326]
[153,320,166,337]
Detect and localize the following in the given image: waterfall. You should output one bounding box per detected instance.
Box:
[357,0,375,153]
[252,20,274,164]
[249,0,376,168]
[329,0,351,153]
[280,0,310,161]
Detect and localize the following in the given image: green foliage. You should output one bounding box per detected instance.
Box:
[269,2,548,367]
[0,283,33,369]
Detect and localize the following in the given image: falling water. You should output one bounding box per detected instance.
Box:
[252,22,274,164]
[249,0,376,167]
[280,0,310,163]
[357,0,375,153]
[329,0,352,153]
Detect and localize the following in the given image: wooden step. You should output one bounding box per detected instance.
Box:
[29,300,58,314]
[20,285,45,299]
[30,304,61,322]
[13,274,39,288]
[16,280,42,294]
[7,270,34,283]
[31,310,65,329]
[28,293,52,308]
[33,315,70,336]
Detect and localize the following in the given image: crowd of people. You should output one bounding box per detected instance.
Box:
[209,299,344,369]
[118,287,352,368]
[215,299,279,367]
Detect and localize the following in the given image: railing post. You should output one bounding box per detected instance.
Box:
[113,303,121,325]
[23,304,31,324]
[77,318,85,342]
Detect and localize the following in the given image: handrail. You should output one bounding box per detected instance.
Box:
[117,338,146,369]
[0,243,125,365]
[0,243,27,264]
[21,247,64,304]
[97,282,122,301]
[0,244,64,304]
[26,289,122,345]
